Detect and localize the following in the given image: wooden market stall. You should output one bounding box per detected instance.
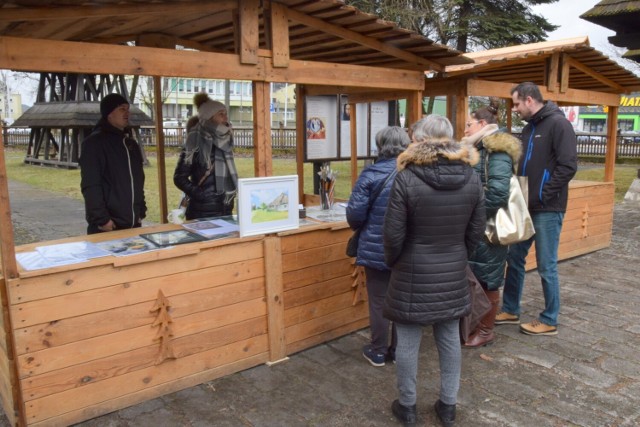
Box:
[428,37,640,268]
[0,1,470,425]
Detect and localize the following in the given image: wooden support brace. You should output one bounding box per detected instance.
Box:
[239,0,260,65]
[270,2,290,68]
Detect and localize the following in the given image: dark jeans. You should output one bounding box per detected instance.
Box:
[364,267,396,356]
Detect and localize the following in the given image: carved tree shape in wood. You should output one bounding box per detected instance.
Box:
[351,264,366,306]
[582,203,590,238]
[150,289,176,364]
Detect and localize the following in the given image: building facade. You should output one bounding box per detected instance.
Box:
[0,92,22,125]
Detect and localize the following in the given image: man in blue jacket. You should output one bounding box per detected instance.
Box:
[496,82,577,336]
[80,93,146,234]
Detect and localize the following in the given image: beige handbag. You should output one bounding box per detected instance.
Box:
[484,158,535,245]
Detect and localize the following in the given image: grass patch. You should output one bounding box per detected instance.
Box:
[574,165,637,203]
[3,149,364,223]
[7,147,632,222]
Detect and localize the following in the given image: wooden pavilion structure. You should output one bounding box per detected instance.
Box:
[431,36,640,266]
[13,72,154,169]
[0,1,470,425]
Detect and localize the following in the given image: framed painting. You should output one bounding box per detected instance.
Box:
[237,175,299,237]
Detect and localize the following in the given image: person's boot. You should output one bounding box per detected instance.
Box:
[464,289,500,348]
[434,399,456,427]
[391,399,417,426]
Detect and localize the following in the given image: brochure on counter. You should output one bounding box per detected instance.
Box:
[181,217,239,239]
[16,217,240,271]
[94,235,162,256]
[17,241,112,271]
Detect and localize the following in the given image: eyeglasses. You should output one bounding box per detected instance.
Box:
[465,120,479,128]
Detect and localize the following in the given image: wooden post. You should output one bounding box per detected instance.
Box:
[153,76,169,223]
[604,106,619,182]
[252,81,273,177]
[406,90,423,127]
[263,236,288,365]
[455,84,468,140]
[296,85,305,202]
[350,103,357,188]
[0,130,26,427]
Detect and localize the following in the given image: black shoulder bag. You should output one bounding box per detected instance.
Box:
[346,169,397,257]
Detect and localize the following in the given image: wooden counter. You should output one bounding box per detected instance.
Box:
[0,220,367,426]
[0,180,613,425]
[525,180,615,270]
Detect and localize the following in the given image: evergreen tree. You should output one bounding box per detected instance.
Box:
[345,0,558,52]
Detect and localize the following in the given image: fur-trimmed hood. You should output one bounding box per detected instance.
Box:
[396,138,480,191]
[397,138,479,171]
[481,132,522,165]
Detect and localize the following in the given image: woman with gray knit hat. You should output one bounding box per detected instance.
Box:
[173,93,238,219]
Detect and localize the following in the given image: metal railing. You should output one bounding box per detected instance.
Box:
[136,126,297,150]
[4,127,640,157]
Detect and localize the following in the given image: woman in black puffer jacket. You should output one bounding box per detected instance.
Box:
[383,115,485,427]
[174,94,238,220]
[462,99,522,348]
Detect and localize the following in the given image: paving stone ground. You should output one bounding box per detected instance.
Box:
[4,179,640,427]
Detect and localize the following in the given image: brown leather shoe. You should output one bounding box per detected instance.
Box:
[464,290,500,348]
[495,311,520,325]
[520,319,558,336]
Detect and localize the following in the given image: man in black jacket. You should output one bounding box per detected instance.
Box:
[496,82,577,336]
[80,93,146,234]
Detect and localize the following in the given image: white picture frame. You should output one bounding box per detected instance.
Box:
[237,175,300,237]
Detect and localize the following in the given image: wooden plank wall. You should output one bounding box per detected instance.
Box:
[281,227,369,355]
[0,276,16,426]
[8,240,270,426]
[525,181,614,270]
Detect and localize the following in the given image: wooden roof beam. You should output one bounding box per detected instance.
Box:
[465,78,620,106]
[0,36,423,90]
[0,0,237,21]
[564,54,625,92]
[283,6,444,71]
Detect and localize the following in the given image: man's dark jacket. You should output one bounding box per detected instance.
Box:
[80,119,146,231]
[518,101,577,212]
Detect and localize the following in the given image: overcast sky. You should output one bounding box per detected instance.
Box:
[531,0,615,54]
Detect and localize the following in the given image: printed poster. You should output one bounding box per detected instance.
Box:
[339,97,370,159]
[305,96,337,160]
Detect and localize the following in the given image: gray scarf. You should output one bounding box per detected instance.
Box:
[184,121,238,204]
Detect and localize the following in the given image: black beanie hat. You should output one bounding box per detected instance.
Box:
[100,93,129,119]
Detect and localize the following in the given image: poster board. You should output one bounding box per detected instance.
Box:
[305,95,390,161]
[305,96,338,160]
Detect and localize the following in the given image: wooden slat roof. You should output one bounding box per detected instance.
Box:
[581,1,640,57]
[12,102,154,127]
[580,0,640,32]
[0,0,471,71]
[443,37,640,94]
